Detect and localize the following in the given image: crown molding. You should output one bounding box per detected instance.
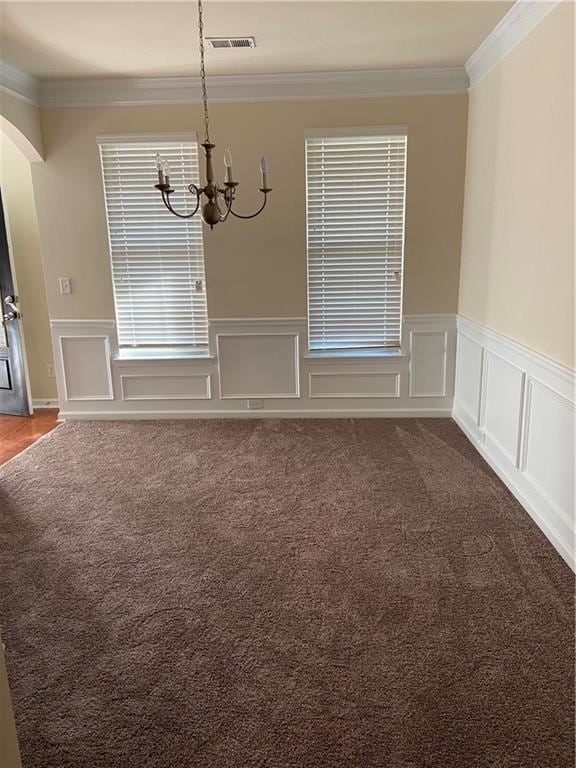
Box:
[39,67,468,108]
[466,0,563,88]
[0,60,40,105]
[3,1,563,108]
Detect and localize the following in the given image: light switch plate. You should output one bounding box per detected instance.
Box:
[59,277,72,295]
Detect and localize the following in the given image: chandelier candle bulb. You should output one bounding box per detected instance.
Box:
[260,156,268,189]
[163,160,171,187]
[224,149,233,183]
[155,153,165,185]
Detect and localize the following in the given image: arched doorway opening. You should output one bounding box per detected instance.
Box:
[0,115,56,421]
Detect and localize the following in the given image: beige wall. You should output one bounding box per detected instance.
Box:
[0,133,56,400]
[32,94,468,321]
[459,3,575,369]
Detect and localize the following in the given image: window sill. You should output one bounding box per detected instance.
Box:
[304,348,405,361]
[115,348,215,362]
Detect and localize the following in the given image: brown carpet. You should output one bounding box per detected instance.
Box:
[0,418,573,768]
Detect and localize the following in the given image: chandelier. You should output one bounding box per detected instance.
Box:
[153,0,272,228]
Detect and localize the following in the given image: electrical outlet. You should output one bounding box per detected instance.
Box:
[46,363,55,378]
[59,277,72,295]
[247,399,263,410]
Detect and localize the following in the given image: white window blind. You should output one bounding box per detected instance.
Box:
[306,129,407,351]
[98,135,208,349]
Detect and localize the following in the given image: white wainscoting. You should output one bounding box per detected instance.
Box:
[217,331,300,399]
[309,371,400,399]
[60,336,114,401]
[453,316,575,571]
[409,330,448,397]
[51,321,116,402]
[50,314,456,420]
[121,374,211,401]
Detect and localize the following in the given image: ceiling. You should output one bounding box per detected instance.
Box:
[0,1,513,81]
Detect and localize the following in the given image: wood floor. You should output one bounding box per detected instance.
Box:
[0,409,59,465]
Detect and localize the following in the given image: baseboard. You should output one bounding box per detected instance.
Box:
[59,407,454,420]
[32,399,59,410]
[453,316,575,572]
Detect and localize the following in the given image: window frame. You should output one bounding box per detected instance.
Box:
[304,125,408,355]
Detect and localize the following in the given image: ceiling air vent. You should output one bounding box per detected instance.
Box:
[206,37,256,49]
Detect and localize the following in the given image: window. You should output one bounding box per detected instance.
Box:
[305,128,407,352]
[98,135,208,350]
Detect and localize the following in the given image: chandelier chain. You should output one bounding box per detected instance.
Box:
[197,0,211,144]
[154,0,271,226]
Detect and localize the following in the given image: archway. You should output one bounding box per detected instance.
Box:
[0,113,56,414]
[0,115,43,164]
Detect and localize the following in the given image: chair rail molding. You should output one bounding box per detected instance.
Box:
[466,0,563,87]
[49,314,456,419]
[453,315,575,571]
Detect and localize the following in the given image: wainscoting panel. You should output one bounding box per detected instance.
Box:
[522,379,575,522]
[453,315,575,571]
[217,333,299,399]
[60,335,113,401]
[454,331,483,426]
[51,315,455,418]
[121,374,211,401]
[309,371,400,399]
[51,320,116,403]
[409,331,447,397]
[481,351,525,467]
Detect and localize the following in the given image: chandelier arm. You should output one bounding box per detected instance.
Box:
[159,185,202,219]
[229,190,271,220]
